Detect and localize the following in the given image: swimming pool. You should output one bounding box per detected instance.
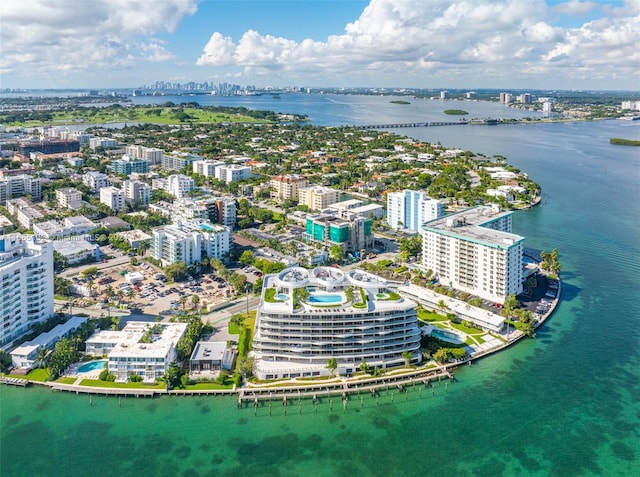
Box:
[307,294,342,304]
[430,328,463,344]
[77,360,107,373]
[522,256,538,265]
[275,293,288,301]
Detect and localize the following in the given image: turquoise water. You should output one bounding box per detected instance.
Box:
[308,294,342,304]
[1,97,639,476]
[430,328,463,343]
[275,293,288,301]
[77,360,107,373]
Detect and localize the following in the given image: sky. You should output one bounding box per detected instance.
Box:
[1,0,639,90]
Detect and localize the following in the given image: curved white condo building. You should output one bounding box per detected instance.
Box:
[252,266,421,380]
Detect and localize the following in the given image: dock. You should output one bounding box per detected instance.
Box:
[0,376,29,387]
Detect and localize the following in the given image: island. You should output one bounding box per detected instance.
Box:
[444,109,469,115]
[390,100,410,105]
[610,137,640,146]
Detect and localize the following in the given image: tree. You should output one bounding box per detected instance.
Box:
[235,355,254,379]
[239,250,255,265]
[501,293,520,319]
[81,266,99,279]
[34,347,50,369]
[398,235,422,261]
[164,261,188,282]
[179,295,188,309]
[358,360,370,374]
[191,294,200,310]
[326,357,338,376]
[329,244,345,263]
[163,361,181,390]
[402,350,413,367]
[54,276,71,297]
[437,299,447,314]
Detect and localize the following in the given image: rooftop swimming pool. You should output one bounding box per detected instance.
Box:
[307,294,342,304]
[77,360,107,373]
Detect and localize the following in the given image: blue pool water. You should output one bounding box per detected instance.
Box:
[308,294,342,304]
[430,329,463,343]
[77,360,107,373]
[522,255,538,264]
[275,293,288,301]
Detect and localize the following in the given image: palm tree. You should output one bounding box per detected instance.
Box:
[437,299,447,315]
[191,294,200,311]
[402,350,413,367]
[179,295,188,309]
[34,347,50,369]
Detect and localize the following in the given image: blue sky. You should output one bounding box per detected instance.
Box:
[1,0,638,90]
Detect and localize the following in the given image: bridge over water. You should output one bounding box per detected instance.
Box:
[357,121,468,129]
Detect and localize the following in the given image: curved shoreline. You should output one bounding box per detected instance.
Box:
[3,275,561,400]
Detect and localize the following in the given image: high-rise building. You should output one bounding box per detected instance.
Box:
[252,266,422,379]
[0,235,54,347]
[56,188,83,209]
[421,205,524,304]
[111,155,149,175]
[298,186,341,211]
[83,171,110,193]
[270,174,309,201]
[0,175,42,204]
[166,174,195,198]
[386,190,444,231]
[192,159,225,177]
[303,211,373,253]
[150,220,230,267]
[99,186,125,212]
[215,164,251,183]
[122,180,151,206]
[162,151,202,171]
[125,145,163,165]
[198,197,237,228]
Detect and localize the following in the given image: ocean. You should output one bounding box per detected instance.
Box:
[1,94,639,477]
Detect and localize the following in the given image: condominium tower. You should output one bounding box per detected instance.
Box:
[252,266,421,379]
[421,205,524,304]
[0,235,54,347]
[387,190,444,231]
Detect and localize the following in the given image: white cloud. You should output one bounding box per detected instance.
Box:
[1,0,197,79]
[196,0,640,87]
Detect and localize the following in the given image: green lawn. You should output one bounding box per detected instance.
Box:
[449,321,484,335]
[418,310,447,322]
[2,368,50,382]
[55,377,77,385]
[79,379,165,389]
[182,382,233,391]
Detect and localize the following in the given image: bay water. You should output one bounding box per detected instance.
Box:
[1,95,639,477]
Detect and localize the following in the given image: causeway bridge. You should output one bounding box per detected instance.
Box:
[358,121,467,129]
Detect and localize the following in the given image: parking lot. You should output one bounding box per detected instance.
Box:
[65,248,233,315]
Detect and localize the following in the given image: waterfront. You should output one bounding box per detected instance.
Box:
[1,96,639,476]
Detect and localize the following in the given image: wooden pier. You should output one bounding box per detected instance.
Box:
[0,377,29,387]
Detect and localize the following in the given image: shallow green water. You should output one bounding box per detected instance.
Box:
[2,100,639,476]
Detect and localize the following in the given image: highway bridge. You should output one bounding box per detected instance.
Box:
[357,121,467,129]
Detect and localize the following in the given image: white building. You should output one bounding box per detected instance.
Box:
[151,220,230,266]
[252,267,422,380]
[83,171,110,193]
[5,198,44,229]
[192,159,225,178]
[166,174,195,198]
[298,186,341,211]
[99,186,125,212]
[215,164,251,183]
[0,235,54,347]
[387,190,444,231]
[122,179,151,206]
[162,151,202,171]
[85,321,187,382]
[10,316,87,369]
[125,145,163,164]
[56,188,83,209]
[89,137,117,150]
[51,239,99,265]
[270,174,309,201]
[421,205,525,304]
[0,174,42,204]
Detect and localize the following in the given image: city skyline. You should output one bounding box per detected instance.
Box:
[1,0,639,91]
